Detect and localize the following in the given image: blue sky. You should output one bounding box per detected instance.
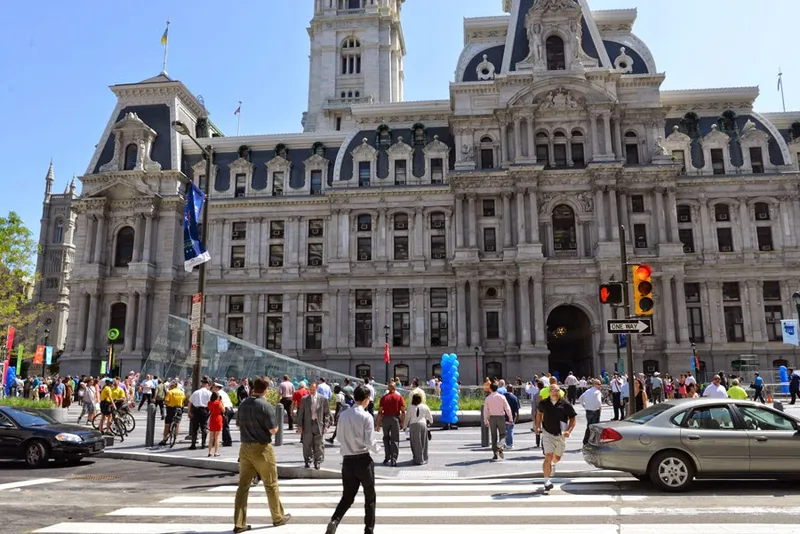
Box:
[0,0,795,235]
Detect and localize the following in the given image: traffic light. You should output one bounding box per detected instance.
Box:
[632,264,654,315]
[599,283,623,305]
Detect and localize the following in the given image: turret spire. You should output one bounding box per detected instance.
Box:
[44,158,54,196]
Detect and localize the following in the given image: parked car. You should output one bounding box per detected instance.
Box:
[0,406,105,467]
[583,398,800,491]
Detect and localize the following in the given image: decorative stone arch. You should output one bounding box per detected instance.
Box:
[542,195,582,217]
[544,299,600,376]
[507,79,616,110]
[98,112,162,173]
[113,224,136,267]
[544,298,600,332]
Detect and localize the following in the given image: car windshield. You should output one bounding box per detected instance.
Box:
[4,408,56,427]
[625,403,674,425]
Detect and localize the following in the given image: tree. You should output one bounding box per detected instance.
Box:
[0,211,45,336]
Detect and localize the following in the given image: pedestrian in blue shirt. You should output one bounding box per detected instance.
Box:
[751,372,765,404]
[503,387,520,449]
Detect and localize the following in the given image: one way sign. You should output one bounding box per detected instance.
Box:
[607,319,653,335]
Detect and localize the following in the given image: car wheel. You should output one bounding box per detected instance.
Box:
[25,441,49,468]
[649,451,695,492]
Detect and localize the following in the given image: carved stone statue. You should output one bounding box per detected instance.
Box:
[461,144,475,162]
[536,0,580,12]
[614,47,634,74]
[476,54,496,81]
[523,14,544,64]
[740,118,757,136]
[653,137,669,157]
[539,87,581,111]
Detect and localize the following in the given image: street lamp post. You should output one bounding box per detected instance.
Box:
[43,329,50,377]
[691,342,698,380]
[383,325,390,384]
[171,121,213,393]
[474,346,479,385]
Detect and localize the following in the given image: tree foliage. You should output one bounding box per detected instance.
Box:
[0,211,44,334]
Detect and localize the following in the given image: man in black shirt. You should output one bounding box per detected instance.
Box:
[233,377,291,532]
[535,384,577,491]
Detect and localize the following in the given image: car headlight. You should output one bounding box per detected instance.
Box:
[55,433,82,443]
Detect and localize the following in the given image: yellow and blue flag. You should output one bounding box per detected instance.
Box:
[160,22,169,46]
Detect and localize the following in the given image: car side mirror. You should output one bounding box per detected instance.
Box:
[0,421,13,428]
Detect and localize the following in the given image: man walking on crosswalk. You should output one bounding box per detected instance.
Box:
[535,384,577,491]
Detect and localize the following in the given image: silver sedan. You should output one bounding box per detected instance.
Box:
[582,398,800,491]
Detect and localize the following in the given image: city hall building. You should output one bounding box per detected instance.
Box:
[36,0,800,382]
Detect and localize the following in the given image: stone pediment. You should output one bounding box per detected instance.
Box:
[387,137,413,157]
[508,81,612,110]
[303,153,330,170]
[665,125,691,144]
[739,119,770,143]
[83,176,154,201]
[351,138,378,159]
[266,154,292,172]
[98,112,162,173]
[228,157,254,174]
[700,124,730,146]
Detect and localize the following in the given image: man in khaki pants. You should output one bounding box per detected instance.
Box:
[234,377,291,532]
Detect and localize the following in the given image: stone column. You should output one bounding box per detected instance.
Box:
[516,190,527,245]
[93,215,106,264]
[526,117,535,161]
[219,220,228,268]
[529,188,540,244]
[339,211,350,260]
[136,291,148,352]
[666,187,679,243]
[328,211,338,259]
[502,192,512,248]
[469,281,480,347]
[595,186,607,241]
[746,280,764,342]
[467,194,477,248]
[86,294,99,353]
[78,293,90,351]
[83,216,95,264]
[674,276,690,344]
[614,117,623,160]
[780,196,796,248]
[455,195,464,249]
[501,123,509,165]
[619,189,631,244]
[548,139,556,167]
[566,136,574,167]
[706,282,723,343]
[513,118,522,162]
[608,186,620,241]
[739,199,752,250]
[533,277,545,346]
[413,207,424,258]
[132,215,143,263]
[143,214,154,264]
[590,112,600,160]
[661,275,676,344]
[378,209,388,260]
[123,293,136,352]
[602,112,613,156]
[699,199,713,252]
[456,281,467,347]
[654,187,668,244]
[504,278,515,345]
[518,278,531,346]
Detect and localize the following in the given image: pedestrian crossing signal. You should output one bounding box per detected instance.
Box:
[599,283,623,305]
[632,264,654,315]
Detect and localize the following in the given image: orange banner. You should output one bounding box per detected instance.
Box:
[33,345,45,365]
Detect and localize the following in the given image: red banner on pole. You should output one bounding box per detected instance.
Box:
[383,342,391,364]
[33,345,45,365]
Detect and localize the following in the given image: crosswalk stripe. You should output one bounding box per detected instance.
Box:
[620,526,800,534]
[209,481,623,493]
[0,478,61,491]
[271,476,619,486]
[163,493,647,504]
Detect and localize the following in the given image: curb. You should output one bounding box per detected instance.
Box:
[466,469,628,480]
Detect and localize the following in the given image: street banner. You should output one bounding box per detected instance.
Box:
[45,346,53,365]
[33,345,45,365]
[15,346,23,374]
[781,319,799,346]
[618,333,627,348]
[183,182,210,272]
[384,342,391,364]
[2,326,14,387]
[100,361,107,374]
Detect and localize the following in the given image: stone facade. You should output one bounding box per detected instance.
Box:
[41,0,800,382]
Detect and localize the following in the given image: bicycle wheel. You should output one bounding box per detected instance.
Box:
[92,416,102,430]
[114,418,126,442]
[123,413,136,433]
[168,426,177,448]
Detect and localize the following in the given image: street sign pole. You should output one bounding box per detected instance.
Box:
[619,224,636,416]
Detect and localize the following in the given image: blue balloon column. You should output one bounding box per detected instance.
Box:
[440,353,460,426]
[779,365,789,394]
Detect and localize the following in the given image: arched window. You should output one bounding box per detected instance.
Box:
[545,36,566,70]
[571,129,585,167]
[680,112,700,138]
[53,219,64,244]
[535,132,550,166]
[486,361,503,381]
[355,364,371,380]
[480,136,494,169]
[124,143,138,171]
[109,303,127,344]
[624,131,640,165]
[552,204,577,253]
[754,202,770,221]
[553,131,568,167]
[357,214,372,231]
[115,226,135,267]
[393,364,409,386]
[393,212,409,230]
[340,36,361,75]
[718,110,737,133]
[790,122,800,141]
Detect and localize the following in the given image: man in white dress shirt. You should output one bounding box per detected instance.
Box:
[579,379,603,445]
[564,372,579,404]
[702,375,729,399]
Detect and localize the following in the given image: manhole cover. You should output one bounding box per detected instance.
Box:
[70,474,123,481]
[396,470,458,479]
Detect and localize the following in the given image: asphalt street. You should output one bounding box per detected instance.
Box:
[2,458,800,533]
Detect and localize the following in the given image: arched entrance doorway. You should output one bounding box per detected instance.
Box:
[547,305,593,380]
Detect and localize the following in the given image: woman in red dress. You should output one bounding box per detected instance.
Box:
[207,392,224,457]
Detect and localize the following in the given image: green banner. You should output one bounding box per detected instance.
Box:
[15,346,23,374]
[100,361,107,374]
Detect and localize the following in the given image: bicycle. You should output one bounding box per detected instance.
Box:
[166,408,184,449]
[93,403,128,441]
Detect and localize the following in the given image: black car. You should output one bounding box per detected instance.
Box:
[0,406,105,467]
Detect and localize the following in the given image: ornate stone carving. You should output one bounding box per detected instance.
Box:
[666,125,691,144]
[739,119,770,143]
[98,112,162,173]
[613,47,634,74]
[351,138,378,159]
[534,0,581,13]
[538,192,557,214]
[523,21,544,65]
[387,136,413,158]
[461,144,475,162]
[700,124,731,146]
[476,54,496,81]
[538,87,583,112]
[653,137,669,156]
[576,191,594,212]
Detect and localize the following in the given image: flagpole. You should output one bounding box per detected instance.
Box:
[236,99,242,136]
[779,68,786,112]
[162,19,170,75]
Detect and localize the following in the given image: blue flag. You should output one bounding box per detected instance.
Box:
[781,319,799,346]
[183,182,211,272]
[618,333,627,348]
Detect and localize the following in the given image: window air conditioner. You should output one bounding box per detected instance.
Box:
[679,215,689,222]
[396,222,407,230]
[569,243,577,249]
[314,325,322,333]
[431,340,440,347]
[359,253,369,261]
[269,304,280,312]
[760,245,772,251]
[273,191,283,196]
[766,317,776,324]
[554,243,563,250]
[432,221,444,229]
[359,223,370,231]
[311,228,322,236]
[683,246,693,253]
[757,212,769,220]
[233,260,244,268]
[271,230,283,237]
[275,326,283,333]
[734,317,744,324]
[270,260,282,267]
[310,258,321,266]
[721,246,732,252]
[231,304,242,312]
[358,299,368,306]
[718,213,729,221]
[234,327,243,334]
[432,253,445,259]
[402,322,410,329]
[232,231,241,238]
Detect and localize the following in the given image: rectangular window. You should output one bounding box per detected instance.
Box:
[483,227,497,252]
[356,289,372,309]
[715,204,730,221]
[229,295,244,313]
[722,282,740,301]
[625,144,640,165]
[430,311,448,347]
[480,148,494,169]
[357,237,372,261]
[269,244,284,267]
[763,281,781,301]
[270,220,284,239]
[394,160,407,185]
[335,116,342,131]
[267,294,283,312]
[684,283,701,303]
[266,317,282,350]
[571,143,585,167]
[392,312,410,347]
[305,316,322,349]
[308,219,324,238]
[430,158,444,184]
[757,227,773,251]
[430,288,448,308]
[717,228,734,252]
[765,305,784,341]
[631,195,645,213]
[310,170,323,195]
[486,311,500,339]
[358,161,370,187]
[482,199,495,217]
[393,236,409,260]
[393,288,410,308]
[227,317,244,336]
[306,293,323,312]
[672,150,686,173]
[711,148,725,175]
[750,147,764,174]
[431,235,446,259]
[687,307,704,343]
[355,313,373,348]
[633,223,648,248]
[679,229,695,253]
[231,221,247,240]
[230,246,245,268]
[724,306,745,342]
[553,144,567,167]
[272,172,284,196]
[198,174,207,192]
[677,204,692,223]
[307,243,323,266]
[536,144,550,165]
[235,173,247,197]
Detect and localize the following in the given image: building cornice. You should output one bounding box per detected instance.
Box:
[463,15,509,45]
[182,131,349,155]
[111,80,207,118]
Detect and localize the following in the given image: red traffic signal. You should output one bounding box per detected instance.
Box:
[599,283,623,305]
[632,264,654,315]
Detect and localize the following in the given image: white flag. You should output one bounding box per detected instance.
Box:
[781,319,799,346]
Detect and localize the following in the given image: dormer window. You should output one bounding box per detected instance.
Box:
[124,144,138,171]
[680,113,700,138]
[430,159,444,184]
[358,162,370,187]
[546,36,566,70]
[750,147,764,174]
[711,149,725,175]
[718,111,737,133]
[413,124,426,146]
[377,125,392,148]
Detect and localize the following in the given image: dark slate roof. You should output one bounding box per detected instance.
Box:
[603,41,648,74]
[462,45,505,83]
[135,73,173,85]
[93,104,173,173]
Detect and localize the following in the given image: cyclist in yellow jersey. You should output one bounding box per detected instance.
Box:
[159,382,187,446]
[99,380,115,433]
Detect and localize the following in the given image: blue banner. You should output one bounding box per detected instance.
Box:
[183,182,211,272]
[781,319,799,346]
[45,346,53,365]
[618,333,627,348]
